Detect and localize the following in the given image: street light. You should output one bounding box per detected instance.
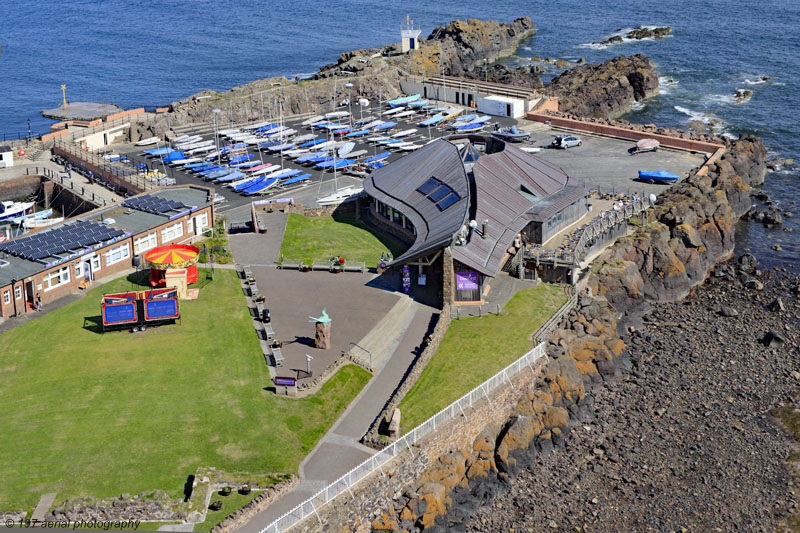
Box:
[345,83,354,127]
[27,119,31,144]
[212,109,221,167]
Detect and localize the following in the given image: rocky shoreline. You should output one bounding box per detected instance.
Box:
[466,266,799,532]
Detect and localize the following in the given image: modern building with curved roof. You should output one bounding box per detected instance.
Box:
[363,134,588,305]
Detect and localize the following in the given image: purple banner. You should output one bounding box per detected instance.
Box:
[274,376,296,387]
[456,271,479,291]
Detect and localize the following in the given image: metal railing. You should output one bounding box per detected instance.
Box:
[53,140,161,192]
[0,130,50,143]
[30,166,109,207]
[261,341,547,533]
[531,288,577,345]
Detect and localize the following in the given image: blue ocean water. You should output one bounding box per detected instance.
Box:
[2,0,797,266]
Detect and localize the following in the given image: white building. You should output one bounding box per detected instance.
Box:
[0,145,15,168]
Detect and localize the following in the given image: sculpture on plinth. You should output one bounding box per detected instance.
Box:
[309,308,331,349]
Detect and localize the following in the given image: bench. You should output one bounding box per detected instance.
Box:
[271,347,284,366]
[278,258,302,270]
[311,259,331,271]
[255,301,265,318]
[259,340,272,365]
[343,261,366,273]
[263,323,275,341]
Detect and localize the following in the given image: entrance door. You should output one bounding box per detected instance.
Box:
[83,260,93,281]
[25,280,34,309]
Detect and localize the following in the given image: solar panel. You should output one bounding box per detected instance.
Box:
[436,192,461,212]
[428,185,452,203]
[416,177,442,196]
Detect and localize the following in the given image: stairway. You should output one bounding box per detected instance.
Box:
[349,295,417,371]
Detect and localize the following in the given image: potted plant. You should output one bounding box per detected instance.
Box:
[239,484,251,495]
[209,500,223,511]
[219,487,232,497]
[272,339,283,349]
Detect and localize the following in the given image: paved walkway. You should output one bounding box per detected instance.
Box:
[31,493,57,521]
[236,302,437,532]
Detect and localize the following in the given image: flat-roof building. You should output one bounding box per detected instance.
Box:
[0,185,214,319]
[363,135,587,305]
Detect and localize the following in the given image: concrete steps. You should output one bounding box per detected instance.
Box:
[350,295,417,371]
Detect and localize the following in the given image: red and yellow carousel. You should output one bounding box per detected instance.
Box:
[144,244,200,297]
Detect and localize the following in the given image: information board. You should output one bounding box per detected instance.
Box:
[144,298,179,321]
[456,271,479,291]
[102,302,137,325]
[274,376,297,387]
[402,265,411,294]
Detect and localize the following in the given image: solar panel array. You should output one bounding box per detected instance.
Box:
[0,221,125,262]
[123,194,187,216]
[416,177,462,212]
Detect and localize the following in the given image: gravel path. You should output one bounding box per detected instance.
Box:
[465,267,800,533]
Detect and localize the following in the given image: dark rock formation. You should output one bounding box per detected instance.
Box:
[425,17,536,76]
[464,63,543,89]
[545,54,659,119]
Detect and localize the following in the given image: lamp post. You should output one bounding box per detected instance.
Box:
[344,83,354,127]
[27,119,31,144]
[212,108,221,167]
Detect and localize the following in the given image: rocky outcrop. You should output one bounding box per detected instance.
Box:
[463,63,543,89]
[545,54,659,118]
[424,17,536,76]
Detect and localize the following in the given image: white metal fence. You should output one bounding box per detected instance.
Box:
[260,342,548,533]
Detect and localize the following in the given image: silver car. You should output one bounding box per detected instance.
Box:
[552,135,582,149]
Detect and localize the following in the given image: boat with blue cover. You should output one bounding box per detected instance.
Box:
[387,94,421,107]
[364,152,391,163]
[282,173,312,186]
[637,170,680,183]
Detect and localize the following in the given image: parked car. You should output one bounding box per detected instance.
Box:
[551,135,582,149]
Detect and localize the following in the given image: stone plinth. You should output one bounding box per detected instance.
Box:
[315,321,331,350]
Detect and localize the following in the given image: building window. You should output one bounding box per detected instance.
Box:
[105,243,130,266]
[134,232,158,254]
[14,285,21,300]
[161,222,184,242]
[43,266,71,292]
[91,255,101,272]
[3,290,9,305]
[193,213,209,234]
[75,262,83,278]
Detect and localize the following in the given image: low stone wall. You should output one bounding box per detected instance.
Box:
[361,303,451,448]
[286,199,357,218]
[526,111,725,154]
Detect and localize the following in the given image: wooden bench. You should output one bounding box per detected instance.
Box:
[263,323,275,341]
[343,261,366,273]
[259,340,272,365]
[271,347,284,367]
[311,259,331,271]
[243,266,253,279]
[255,300,265,318]
[278,258,302,270]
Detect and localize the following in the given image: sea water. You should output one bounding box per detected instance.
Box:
[2,0,796,267]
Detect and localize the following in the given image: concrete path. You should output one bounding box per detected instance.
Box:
[31,493,57,521]
[227,210,288,266]
[235,303,438,533]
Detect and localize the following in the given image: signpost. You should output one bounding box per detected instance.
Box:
[274,376,297,397]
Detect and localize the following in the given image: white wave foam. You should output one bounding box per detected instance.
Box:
[521,45,533,52]
[704,93,737,105]
[630,100,647,111]
[658,76,679,94]
[744,75,772,85]
[674,105,727,132]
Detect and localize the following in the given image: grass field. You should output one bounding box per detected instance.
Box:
[398,284,569,432]
[280,213,406,269]
[0,269,370,512]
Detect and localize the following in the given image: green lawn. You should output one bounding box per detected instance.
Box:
[0,269,370,512]
[193,491,259,532]
[280,213,407,269]
[398,284,569,432]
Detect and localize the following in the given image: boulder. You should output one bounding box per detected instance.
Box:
[544,54,659,119]
[738,253,759,271]
[762,331,785,348]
